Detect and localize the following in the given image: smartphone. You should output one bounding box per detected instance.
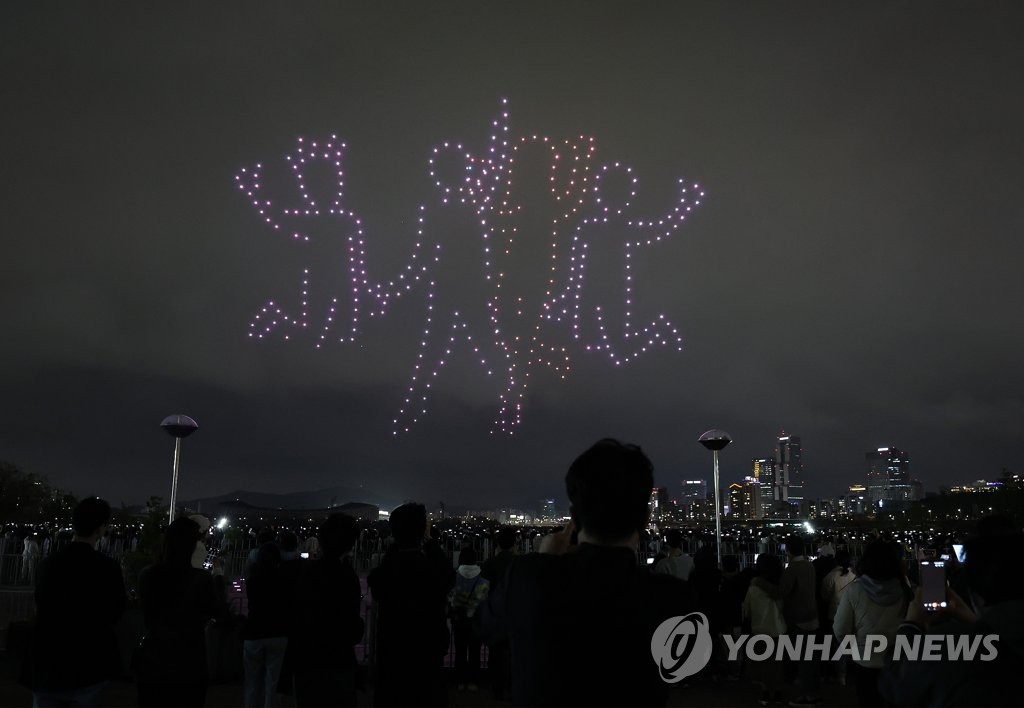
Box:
[646,557,655,565]
[300,552,310,559]
[920,560,947,611]
[952,544,966,563]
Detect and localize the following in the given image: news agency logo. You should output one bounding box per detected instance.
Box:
[722,633,1000,663]
[651,617,1002,684]
[650,612,714,683]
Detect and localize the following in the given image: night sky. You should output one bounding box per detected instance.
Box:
[3,2,1023,512]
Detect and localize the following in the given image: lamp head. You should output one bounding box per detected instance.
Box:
[698,429,731,451]
[161,414,199,439]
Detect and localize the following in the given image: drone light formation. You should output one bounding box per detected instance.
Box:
[235,100,704,434]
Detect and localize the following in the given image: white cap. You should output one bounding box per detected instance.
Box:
[189,514,211,534]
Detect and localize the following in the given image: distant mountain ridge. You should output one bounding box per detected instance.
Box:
[179,485,390,514]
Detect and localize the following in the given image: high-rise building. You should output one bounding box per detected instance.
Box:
[866,447,912,508]
[752,458,777,517]
[841,484,869,516]
[776,434,804,504]
[649,486,670,525]
[679,479,706,519]
[539,498,557,521]
[728,483,745,518]
[680,479,707,501]
[729,476,762,519]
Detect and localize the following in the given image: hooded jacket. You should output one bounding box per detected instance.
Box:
[742,577,787,637]
[450,564,490,618]
[833,575,908,668]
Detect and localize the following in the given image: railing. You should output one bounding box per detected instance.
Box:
[0,588,34,651]
[0,554,39,588]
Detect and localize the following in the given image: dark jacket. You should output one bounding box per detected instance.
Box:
[720,568,755,631]
[28,541,128,691]
[136,564,225,685]
[880,600,1024,706]
[244,557,292,640]
[478,543,693,707]
[368,540,453,706]
[287,556,363,670]
[781,556,818,628]
[481,549,516,587]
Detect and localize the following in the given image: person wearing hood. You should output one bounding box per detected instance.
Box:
[833,539,910,707]
[449,546,490,691]
[820,549,856,686]
[742,553,787,706]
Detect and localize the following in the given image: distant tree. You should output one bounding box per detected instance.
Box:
[0,460,77,525]
[120,496,167,598]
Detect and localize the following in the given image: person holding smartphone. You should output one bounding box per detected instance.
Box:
[880,520,1024,706]
[477,439,695,707]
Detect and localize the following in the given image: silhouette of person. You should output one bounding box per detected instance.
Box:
[368,502,454,707]
[834,540,910,707]
[480,527,516,700]
[136,517,227,707]
[781,536,823,706]
[743,553,787,705]
[449,547,490,690]
[27,497,127,707]
[244,543,289,707]
[881,518,1024,706]
[478,438,694,706]
[654,529,694,581]
[285,513,364,707]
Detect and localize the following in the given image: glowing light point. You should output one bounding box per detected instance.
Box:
[237,100,704,434]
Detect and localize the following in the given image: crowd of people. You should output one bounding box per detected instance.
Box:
[15,437,1024,707]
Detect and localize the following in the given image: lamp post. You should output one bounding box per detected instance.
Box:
[161,414,199,524]
[698,429,731,567]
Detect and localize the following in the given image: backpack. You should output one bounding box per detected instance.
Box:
[448,576,482,620]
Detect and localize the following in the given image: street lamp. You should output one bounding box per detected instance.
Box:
[698,429,731,567]
[161,414,199,524]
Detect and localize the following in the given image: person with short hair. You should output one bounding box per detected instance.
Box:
[27,497,127,707]
[286,513,364,706]
[654,529,694,581]
[479,438,693,706]
[244,543,289,707]
[368,503,454,707]
[781,536,822,707]
[246,527,277,573]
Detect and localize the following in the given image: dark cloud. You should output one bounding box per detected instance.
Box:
[2,2,1023,509]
